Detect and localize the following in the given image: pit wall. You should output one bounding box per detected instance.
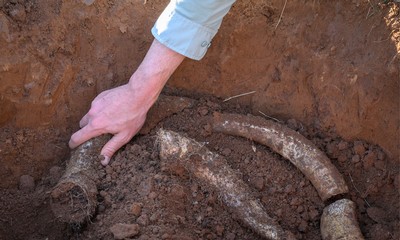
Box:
[0,0,398,188]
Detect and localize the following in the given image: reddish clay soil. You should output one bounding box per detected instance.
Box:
[1,92,399,239]
[0,0,399,239]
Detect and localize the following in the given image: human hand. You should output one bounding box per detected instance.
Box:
[69,84,148,165]
[69,39,185,166]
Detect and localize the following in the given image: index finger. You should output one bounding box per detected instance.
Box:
[69,125,103,149]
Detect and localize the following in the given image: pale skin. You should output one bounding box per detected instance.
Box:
[69,39,185,165]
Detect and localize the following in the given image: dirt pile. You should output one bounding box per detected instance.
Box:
[1,94,399,239]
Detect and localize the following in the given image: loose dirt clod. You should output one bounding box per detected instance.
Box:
[212,112,348,201]
[320,199,364,240]
[109,223,140,239]
[50,135,110,223]
[157,129,295,240]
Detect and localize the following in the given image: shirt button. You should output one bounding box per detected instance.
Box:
[201,41,208,47]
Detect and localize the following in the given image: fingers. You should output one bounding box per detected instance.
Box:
[69,125,102,149]
[79,113,90,128]
[100,133,131,166]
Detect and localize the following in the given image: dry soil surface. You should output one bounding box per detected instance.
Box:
[1,92,399,240]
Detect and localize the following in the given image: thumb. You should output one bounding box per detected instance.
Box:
[100,133,130,166]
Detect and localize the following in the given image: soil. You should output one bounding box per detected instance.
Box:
[1,92,399,239]
[0,0,399,239]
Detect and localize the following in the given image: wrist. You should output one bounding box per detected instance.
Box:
[127,70,165,111]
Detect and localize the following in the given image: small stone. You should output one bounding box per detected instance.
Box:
[19,175,35,192]
[130,202,142,216]
[110,223,140,239]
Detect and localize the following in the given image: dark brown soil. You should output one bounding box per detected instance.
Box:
[1,92,398,240]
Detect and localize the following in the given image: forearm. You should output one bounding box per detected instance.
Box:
[128,39,185,111]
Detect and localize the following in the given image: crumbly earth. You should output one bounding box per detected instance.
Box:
[0,0,399,239]
[0,0,399,190]
[1,93,398,240]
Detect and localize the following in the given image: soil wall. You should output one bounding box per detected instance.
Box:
[0,0,398,188]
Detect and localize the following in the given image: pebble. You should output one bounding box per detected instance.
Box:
[19,175,35,192]
[110,223,140,239]
[130,202,142,216]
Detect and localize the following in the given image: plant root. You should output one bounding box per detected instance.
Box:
[212,112,348,201]
[320,199,364,240]
[157,129,296,240]
[50,135,110,223]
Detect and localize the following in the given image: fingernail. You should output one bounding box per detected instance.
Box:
[100,155,110,166]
